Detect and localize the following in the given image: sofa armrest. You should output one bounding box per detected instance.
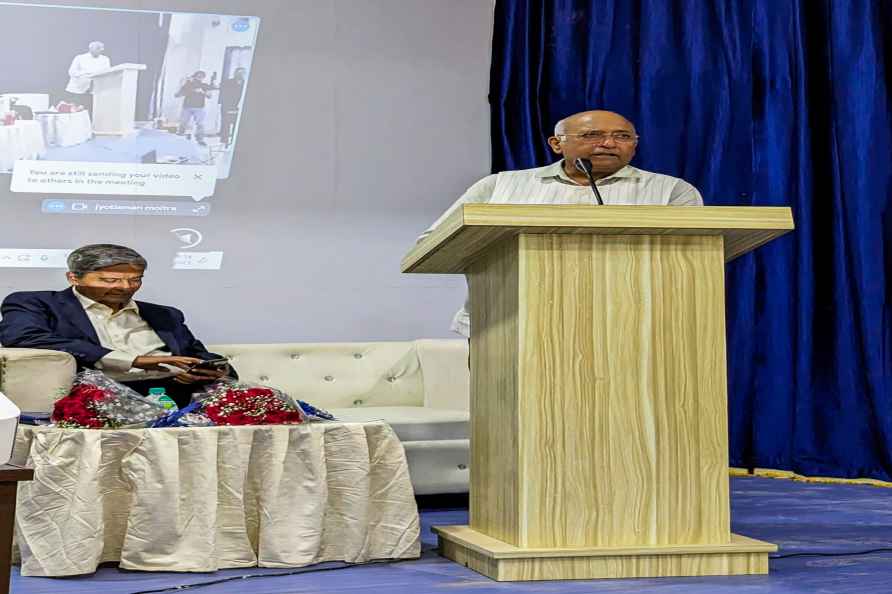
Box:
[0,348,76,412]
[414,339,469,411]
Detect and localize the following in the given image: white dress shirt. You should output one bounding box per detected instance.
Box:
[65,53,111,94]
[73,289,175,382]
[419,160,705,337]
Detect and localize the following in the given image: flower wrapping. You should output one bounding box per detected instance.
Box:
[150,400,212,428]
[194,379,307,426]
[52,370,171,429]
[51,373,336,429]
[293,398,335,422]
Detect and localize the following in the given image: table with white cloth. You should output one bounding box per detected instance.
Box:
[35,110,92,147]
[10,422,421,577]
[0,121,46,171]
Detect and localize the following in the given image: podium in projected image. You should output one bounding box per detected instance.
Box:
[90,63,146,135]
[401,205,794,581]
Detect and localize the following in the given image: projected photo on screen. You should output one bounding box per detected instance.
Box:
[0,2,259,201]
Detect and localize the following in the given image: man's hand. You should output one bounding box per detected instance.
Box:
[172,364,229,385]
[132,356,229,384]
[132,355,202,371]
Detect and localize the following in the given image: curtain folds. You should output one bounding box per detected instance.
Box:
[490,0,892,480]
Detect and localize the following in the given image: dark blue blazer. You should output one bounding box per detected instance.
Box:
[0,288,225,370]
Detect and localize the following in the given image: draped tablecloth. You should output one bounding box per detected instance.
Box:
[35,110,92,147]
[10,422,421,577]
[0,121,46,171]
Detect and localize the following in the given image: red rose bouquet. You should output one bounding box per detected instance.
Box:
[52,384,106,428]
[52,370,171,429]
[196,380,306,426]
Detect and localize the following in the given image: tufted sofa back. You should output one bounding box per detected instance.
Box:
[208,339,469,411]
[0,339,469,413]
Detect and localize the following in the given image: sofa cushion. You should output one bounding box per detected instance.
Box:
[414,339,470,410]
[209,342,425,409]
[401,439,470,495]
[0,348,75,413]
[328,406,469,442]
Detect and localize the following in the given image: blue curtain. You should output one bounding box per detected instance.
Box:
[490,0,892,480]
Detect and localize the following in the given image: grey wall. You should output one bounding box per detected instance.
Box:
[0,0,493,343]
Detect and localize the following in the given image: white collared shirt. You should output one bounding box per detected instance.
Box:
[73,289,175,382]
[419,161,704,337]
[65,52,111,94]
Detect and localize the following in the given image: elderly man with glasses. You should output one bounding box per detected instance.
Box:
[0,244,234,407]
[418,109,704,339]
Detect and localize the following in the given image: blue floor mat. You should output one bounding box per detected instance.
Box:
[11,475,892,594]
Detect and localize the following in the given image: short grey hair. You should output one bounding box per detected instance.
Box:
[88,41,104,51]
[67,244,147,277]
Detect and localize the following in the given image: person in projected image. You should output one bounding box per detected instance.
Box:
[65,41,110,117]
[0,244,235,408]
[416,109,704,343]
[175,70,216,146]
[218,67,247,147]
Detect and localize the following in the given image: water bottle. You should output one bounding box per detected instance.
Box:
[148,387,178,412]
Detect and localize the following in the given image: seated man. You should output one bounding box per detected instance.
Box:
[0,244,234,407]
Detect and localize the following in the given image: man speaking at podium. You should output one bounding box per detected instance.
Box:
[419,109,704,338]
[65,41,110,117]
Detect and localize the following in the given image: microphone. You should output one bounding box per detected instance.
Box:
[574,158,604,205]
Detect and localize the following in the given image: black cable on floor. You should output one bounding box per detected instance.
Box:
[128,550,435,594]
[127,546,892,592]
[771,547,892,559]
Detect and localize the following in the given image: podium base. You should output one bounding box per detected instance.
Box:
[434,525,776,582]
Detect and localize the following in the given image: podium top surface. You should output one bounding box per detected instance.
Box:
[402,204,794,274]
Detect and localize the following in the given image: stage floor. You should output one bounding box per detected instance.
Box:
[11,475,892,593]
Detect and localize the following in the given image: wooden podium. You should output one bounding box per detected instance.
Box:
[90,63,146,135]
[401,205,794,581]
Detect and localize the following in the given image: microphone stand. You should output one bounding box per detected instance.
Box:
[574,158,604,205]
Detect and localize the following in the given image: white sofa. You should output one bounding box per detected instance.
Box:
[0,339,470,495]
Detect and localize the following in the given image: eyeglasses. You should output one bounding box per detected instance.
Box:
[559,131,639,144]
[94,277,143,287]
